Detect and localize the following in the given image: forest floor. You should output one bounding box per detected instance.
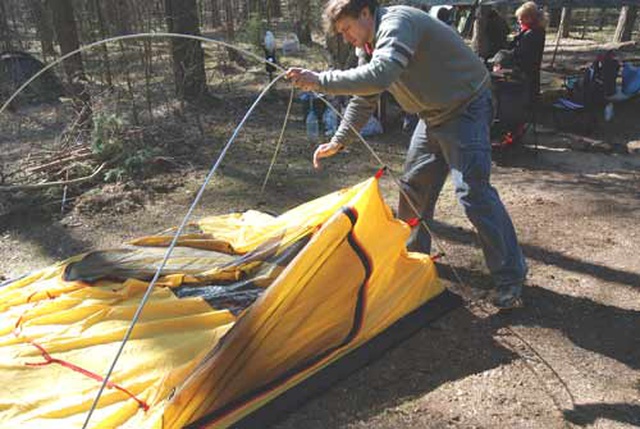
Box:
[1,34,639,428]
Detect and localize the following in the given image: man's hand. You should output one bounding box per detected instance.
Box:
[313,141,344,169]
[286,68,321,92]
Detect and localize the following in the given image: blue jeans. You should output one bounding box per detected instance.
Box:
[398,88,527,294]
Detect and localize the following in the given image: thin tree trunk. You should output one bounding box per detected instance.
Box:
[613,5,638,43]
[118,39,139,125]
[224,0,234,39]
[93,0,113,88]
[598,7,607,31]
[49,0,92,127]
[116,0,131,34]
[581,8,590,39]
[0,0,13,51]
[560,7,572,38]
[164,0,208,101]
[29,0,56,59]
[271,0,281,18]
[294,0,312,45]
[549,8,561,28]
[6,0,23,50]
[211,0,220,28]
[325,33,356,70]
[550,8,569,69]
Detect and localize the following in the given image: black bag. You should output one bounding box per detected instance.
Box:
[569,51,620,108]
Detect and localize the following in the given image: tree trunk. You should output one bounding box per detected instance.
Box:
[29,0,56,59]
[293,0,312,45]
[164,0,208,101]
[271,0,281,18]
[613,5,638,43]
[6,0,23,50]
[549,8,561,28]
[0,0,13,51]
[471,5,490,60]
[581,8,590,39]
[49,0,84,79]
[325,33,356,70]
[210,0,220,28]
[224,0,234,39]
[598,7,607,31]
[560,7,572,38]
[49,0,92,127]
[550,7,571,69]
[115,0,131,34]
[93,0,112,88]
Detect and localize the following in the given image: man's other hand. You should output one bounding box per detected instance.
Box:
[313,142,344,169]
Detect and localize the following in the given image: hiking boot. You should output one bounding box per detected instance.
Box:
[492,291,524,311]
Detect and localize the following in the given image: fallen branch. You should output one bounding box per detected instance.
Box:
[25,151,94,175]
[0,163,106,192]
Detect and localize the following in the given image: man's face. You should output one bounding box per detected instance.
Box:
[334,8,375,48]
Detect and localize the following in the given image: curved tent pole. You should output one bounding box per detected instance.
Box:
[0,32,286,116]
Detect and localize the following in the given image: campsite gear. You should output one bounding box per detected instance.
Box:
[0,34,458,428]
[552,51,620,133]
[398,88,527,292]
[604,102,614,122]
[281,33,300,55]
[264,31,276,53]
[0,51,64,109]
[323,107,338,137]
[305,99,320,142]
[261,87,296,194]
[621,62,640,97]
[607,62,640,103]
[0,176,456,428]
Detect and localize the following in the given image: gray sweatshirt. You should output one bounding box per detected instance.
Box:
[318,5,489,146]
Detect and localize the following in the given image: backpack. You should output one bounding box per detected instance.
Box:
[569,51,620,108]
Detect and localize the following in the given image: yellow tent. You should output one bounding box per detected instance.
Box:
[0,175,457,428]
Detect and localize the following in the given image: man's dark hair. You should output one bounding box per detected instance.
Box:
[436,7,452,25]
[323,0,379,34]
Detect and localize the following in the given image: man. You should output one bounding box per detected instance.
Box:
[286,0,527,309]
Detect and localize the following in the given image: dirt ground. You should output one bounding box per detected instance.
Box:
[1,37,640,428]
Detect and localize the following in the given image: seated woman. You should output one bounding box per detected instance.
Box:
[510,2,547,102]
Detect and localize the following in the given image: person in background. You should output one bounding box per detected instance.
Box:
[511,2,547,100]
[436,6,453,26]
[264,31,278,81]
[485,8,511,62]
[286,0,527,309]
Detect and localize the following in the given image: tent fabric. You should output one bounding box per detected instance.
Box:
[0,176,444,428]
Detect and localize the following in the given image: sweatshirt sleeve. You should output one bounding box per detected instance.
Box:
[318,14,418,96]
[330,94,379,146]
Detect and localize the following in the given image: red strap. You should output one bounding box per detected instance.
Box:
[407,217,420,227]
[25,341,150,411]
[374,167,385,179]
[430,252,445,261]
